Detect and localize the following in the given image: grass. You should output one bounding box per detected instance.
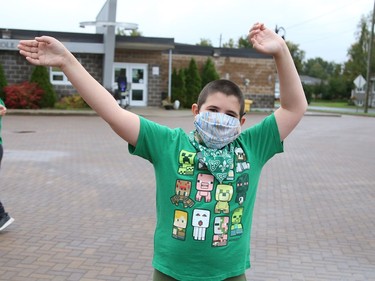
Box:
[309,100,354,108]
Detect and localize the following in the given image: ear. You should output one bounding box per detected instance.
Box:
[240,115,246,126]
[191,103,199,116]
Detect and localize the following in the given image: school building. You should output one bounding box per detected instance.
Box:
[0,0,276,109]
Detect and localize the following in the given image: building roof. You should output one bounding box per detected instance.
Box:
[1,28,272,59]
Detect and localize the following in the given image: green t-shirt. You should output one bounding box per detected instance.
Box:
[129,114,283,281]
[0,98,4,145]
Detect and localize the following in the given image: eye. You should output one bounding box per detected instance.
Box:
[208,108,218,112]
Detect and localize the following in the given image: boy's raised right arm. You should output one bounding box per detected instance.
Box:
[18,36,140,146]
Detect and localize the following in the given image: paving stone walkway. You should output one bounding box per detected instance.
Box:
[0,108,374,281]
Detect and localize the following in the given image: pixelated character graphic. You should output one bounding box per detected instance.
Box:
[214,184,233,214]
[235,147,250,173]
[230,207,244,237]
[226,161,235,181]
[170,180,195,208]
[197,152,208,170]
[172,210,188,240]
[178,150,196,175]
[235,174,249,205]
[192,208,211,241]
[212,216,229,247]
[195,173,214,202]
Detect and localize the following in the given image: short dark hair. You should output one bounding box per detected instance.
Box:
[197,79,245,118]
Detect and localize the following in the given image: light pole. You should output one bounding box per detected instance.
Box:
[364,0,375,113]
[79,20,138,90]
[275,25,286,40]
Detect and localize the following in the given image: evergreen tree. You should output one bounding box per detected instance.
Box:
[30,66,57,108]
[201,58,220,88]
[171,68,187,107]
[0,63,7,100]
[185,58,202,107]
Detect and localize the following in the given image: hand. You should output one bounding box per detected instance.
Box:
[18,36,69,68]
[0,104,6,116]
[248,23,286,57]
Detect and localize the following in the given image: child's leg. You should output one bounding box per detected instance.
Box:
[0,200,6,216]
[0,144,6,216]
[225,273,247,280]
[0,144,5,216]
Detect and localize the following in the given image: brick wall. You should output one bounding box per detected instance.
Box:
[1,49,276,108]
[162,53,276,108]
[0,50,103,97]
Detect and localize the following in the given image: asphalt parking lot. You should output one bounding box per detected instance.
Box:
[0,108,374,281]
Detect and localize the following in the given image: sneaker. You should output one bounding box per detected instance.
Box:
[0,214,14,231]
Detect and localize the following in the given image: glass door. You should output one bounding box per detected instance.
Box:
[113,63,148,106]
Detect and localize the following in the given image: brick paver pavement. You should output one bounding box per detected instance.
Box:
[0,108,374,281]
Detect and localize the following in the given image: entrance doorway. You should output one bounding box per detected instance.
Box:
[113,63,148,106]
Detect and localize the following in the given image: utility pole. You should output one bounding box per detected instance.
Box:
[364,0,375,113]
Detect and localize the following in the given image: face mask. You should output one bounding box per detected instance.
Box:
[194,111,241,149]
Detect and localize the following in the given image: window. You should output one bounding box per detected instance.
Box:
[50,66,71,85]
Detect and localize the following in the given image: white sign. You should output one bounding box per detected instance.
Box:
[353,75,366,88]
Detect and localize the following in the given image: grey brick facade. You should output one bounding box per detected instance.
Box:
[1,31,276,109]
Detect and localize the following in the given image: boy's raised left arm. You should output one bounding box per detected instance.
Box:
[249,23,308,141]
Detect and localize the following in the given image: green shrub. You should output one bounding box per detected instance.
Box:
[171,68,187,107]
[185,58,202,107]
[30,66,57,108]
[4,82,44,109]
[201,58,219,87]
[55,95,90,109]
[0,63,7,100]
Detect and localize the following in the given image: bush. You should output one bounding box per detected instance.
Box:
[0,63,7,100]
[54,94,90,109]
[171,68,187,107]
[4,82,44,109]
[201,58,219,88]
[30,66,57,108]
[185,58,202,107]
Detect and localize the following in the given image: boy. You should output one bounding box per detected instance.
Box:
[18,23,307,280]
[0,98,15,231]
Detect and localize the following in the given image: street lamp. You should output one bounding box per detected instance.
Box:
[275,25,286,40]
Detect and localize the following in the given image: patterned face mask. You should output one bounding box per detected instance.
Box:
[194,111,241,149]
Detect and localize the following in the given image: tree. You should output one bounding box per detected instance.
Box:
[286,41,305,73]
[222,38,235,48]
[343,14,373,83]
[185,58,202,107]
[197,38,212,47]
[237,35,252,48]
[171,68,187,107]
[116,28,142,36]
[30,66,57,108]
[303,58,337,80]
[201,58,220,88]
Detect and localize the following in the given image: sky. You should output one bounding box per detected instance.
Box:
[0,0,372,64]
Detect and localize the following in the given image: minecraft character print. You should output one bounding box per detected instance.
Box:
[192,209,210,241]
[212,216,229,247]
[195,173,214,202]
[172,210,188,240]
[214,184,233,214]
[170,180,195,208]
[235,147,250,173]
[178,150,196,175]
